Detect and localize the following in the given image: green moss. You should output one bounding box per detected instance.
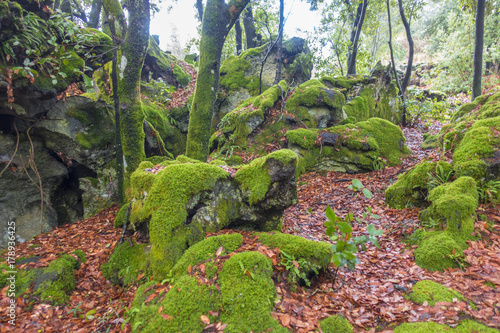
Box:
[385,160,453,209]
[409,280,466,306]
[257,232,331,269]
[394,322,451,333]
[33,255,79,305]
[343,96,370,122]
[319,315,354,333]
[285,128,318,150]
[218,252,286,333]
[72,249,86,264]
[137,163,229,279]
[114,202,130,228]
[101,240,151,286]
[414,233,464,271]
[234,149,297,205]
[454,319,499,333]
[147,37,191,88]
[171,233,243,278]
[421,177,478,239]
[135,276,217,333]
[404,229,439,247]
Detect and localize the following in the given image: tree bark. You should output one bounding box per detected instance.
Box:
[89,0,102,28]
[118,0,149,178]
[346,0,368,75]
[387,0,406,127]
[398,0,414,96]
[186,0,250,161]
[243,6,257,49]
[274,0,284,84]
[472,0,486,100]
[235,18,242,55]
[196,0,204,22]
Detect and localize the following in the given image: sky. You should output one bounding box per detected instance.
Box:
[150,0,321,53]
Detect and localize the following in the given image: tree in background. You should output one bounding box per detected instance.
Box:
[274,0,284,83]
[243,5,258,49]
[472,0,486,99]
[103,0,150,184]
[346,0,368,75]
[186,0,250,161]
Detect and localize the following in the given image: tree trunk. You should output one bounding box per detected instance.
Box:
[346,0,368,75]
[243,6,257,49]
[116,0,150,179]
[387,0,406,127]
[235,19,242,55]
[274,0,284,84]
[186,0,250,161]
[398,0,414,96]
[472,0,486,100]
[196,0,204,22]
[89,0,102,28]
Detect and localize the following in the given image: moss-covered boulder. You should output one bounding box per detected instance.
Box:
[287,118,409,175]
[101,240,151,286]
[127,149,298,279]
[408,280,466,306]
[217,37,312,118]
[385,160,453,209]
[393,320,499,333]
[414,232,464,271]
[419,177,478,239]
[319,315,354,333]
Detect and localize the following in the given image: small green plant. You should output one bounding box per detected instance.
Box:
[355,207,380,224]
[325,206,383,287]
[478,180,500,204]
[427,164,453,191]
[279,250,319,289]
[67,302,84,318]
[348,179,372,198]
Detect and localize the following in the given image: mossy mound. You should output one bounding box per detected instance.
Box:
[171,233,243,278]
[394,320,499,333]
[409,280,466,306]
[101,241,151,286]
[319,315,354,333]
[385,160,453,209]
[419,176,478,240]
[414,232,464,271]
[287,117,409,175]
[257,232,331,269]
[129,251,287,333]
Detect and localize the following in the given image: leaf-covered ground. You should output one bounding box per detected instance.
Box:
[1,125,499,332]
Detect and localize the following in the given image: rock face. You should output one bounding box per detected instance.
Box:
[0,96,116,248]
[216,37,313,121]
[124,149,298,278]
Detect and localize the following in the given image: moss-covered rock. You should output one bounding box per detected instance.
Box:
[414,232,464,271]
[409,280,466,306]
[257,232,331,269]
[454,319,499,333]
[171,233,243,278]
[32,254,82,305]
[101,240,151,286]
[394,321,451,333]
[385,160,453,209]
[319,315,353,333]
[127,150,298,279]
[287,118,409,175]
[419,177,478,240]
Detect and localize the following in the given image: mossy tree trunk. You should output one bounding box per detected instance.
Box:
[186,0,250,161]
[472,0,486,100]
[89,0,102,28]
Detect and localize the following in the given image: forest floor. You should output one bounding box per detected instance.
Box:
[1,124,499,333]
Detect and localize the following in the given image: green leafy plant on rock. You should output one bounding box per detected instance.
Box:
[279,250,319,289]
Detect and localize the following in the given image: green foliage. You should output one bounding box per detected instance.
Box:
[427,162,454,191]
[348,178,372,199]
[279,250,319,288]
[324,206,382,271]
[478,180,500,204]
[406,87,453,126]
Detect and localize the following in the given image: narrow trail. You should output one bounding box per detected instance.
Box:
[1,125,499,333]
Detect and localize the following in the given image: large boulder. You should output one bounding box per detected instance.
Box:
[216,37,313,122]
[125,149,298,279]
